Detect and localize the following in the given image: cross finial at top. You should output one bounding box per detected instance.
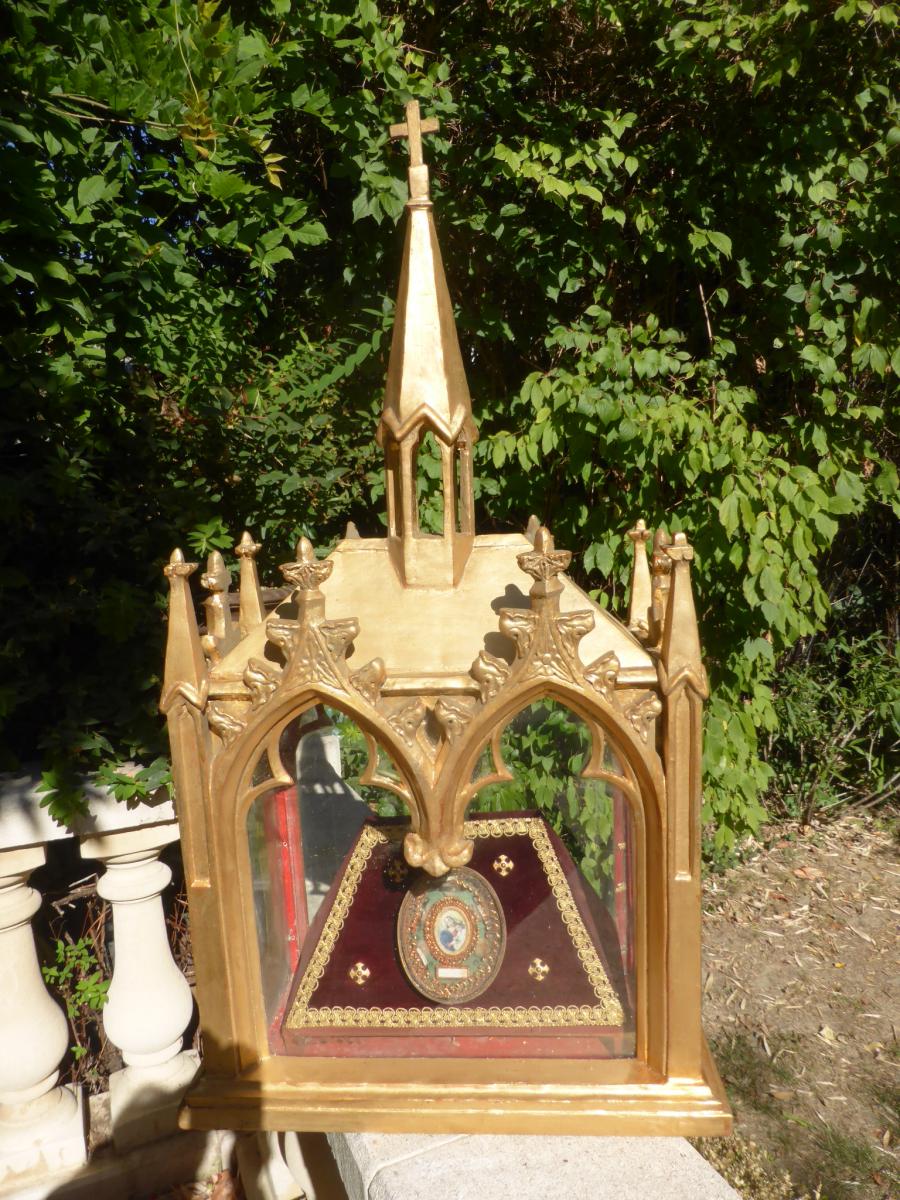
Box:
[389,100,439,168]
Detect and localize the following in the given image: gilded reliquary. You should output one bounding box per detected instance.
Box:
[162,103,732,1136]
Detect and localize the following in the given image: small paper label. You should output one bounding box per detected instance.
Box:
[436,966,468,980]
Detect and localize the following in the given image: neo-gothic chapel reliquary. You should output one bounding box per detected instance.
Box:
[162,102,731,1136]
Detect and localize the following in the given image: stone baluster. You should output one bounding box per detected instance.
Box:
[0,845,87,1181]
[80,821,198,1151]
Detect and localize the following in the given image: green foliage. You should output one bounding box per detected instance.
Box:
[471,701,618,897]
[1,1,897,840]
[93,756,174,805]
[35,765,91,825]
[327,706,405,816]
[36,752,172,824]
[41,937,109,1059]
[766,625,900,826]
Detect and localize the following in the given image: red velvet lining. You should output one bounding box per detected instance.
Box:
[275,813,634,1060]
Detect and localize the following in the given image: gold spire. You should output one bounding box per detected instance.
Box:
[379,100,477,448]
[160,549,208,714]
[235,531,265,637]
[661,533,708,699]
[378,100,478,588]
[626,519,653,640]
[200,550,238,663]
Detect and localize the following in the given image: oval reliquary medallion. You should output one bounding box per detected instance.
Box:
[397,866,506,1004]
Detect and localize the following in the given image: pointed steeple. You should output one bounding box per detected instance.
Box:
[235,530,265,637]
[626,519,652,640]
[200,550,238,663]
[160,549,208,713]
[661,533,708,698]
[379,101,478,588]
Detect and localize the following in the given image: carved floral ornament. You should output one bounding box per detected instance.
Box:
[193,526,667,878]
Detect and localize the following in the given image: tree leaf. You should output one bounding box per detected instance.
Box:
[708,230,732,257]
[77,176,107,208]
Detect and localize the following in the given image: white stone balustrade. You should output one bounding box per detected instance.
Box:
[81,821,198,1151]
[0,845,86,1183]
[0,770,196,1180]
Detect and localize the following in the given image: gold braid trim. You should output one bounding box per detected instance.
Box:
[285,817,624,1030]
[506,819,624,1026]
[288,824,390,1022]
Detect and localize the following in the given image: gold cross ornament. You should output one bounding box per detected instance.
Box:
[348,962,371,987]
[389,99,439,167]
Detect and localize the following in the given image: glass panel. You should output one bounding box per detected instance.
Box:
[468,736,497,789]
[603,737,623,775]
[328,708,405,818]
[296,707,371,928]
[246,707,406,1033]
[246,777,303,1027]
[265,698,637,1061]
[468,699,636,1056]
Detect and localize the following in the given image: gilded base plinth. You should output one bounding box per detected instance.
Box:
[178,1038,731,1137]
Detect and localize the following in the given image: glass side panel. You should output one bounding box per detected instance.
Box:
[299,708,371,926]
[327,707,406,818]
[247,778,303,1026]
[246,706,406,1033]
[466,699,636,1057]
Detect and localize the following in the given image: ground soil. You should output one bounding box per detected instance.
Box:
[695,814,899,1200]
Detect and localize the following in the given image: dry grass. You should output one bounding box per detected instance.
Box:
[698,814,899,1199]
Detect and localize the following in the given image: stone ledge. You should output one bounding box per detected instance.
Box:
[327,1131,741,1200]
[0,1087,86,1186]
[0,770,174,852]
[0,1125,235,1200]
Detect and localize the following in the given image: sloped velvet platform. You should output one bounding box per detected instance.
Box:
[275,813,634,1060]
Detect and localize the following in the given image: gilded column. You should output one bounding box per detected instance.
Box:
[659,532,708,1079]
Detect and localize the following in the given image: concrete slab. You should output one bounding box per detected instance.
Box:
[327,1133,467,1200]
[328,1131,740,1200]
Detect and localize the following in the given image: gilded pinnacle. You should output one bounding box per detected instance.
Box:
[161,546,207,713]
[666,531,695,562]
[627,519,651,545]
[235,529,265,636]
[201,550,230,594]
[164,547,196,579]
[378,100,477,454]
[280,536,333,591]
[627,517,653,641]
[236,530,261,558]
[517,525,572,599]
